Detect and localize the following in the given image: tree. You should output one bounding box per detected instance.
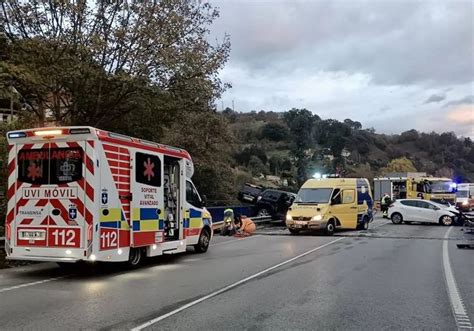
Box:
[1,0,230,125]
[234,146,267,166]
[222,107,237,122]
[269,155,283,175]
[248,156,267,176]
[260,122,289,141]
[399,129,420,142]
[284,108,314,186]
[344,118,362,130]
[382,157,417,173]
[161,111,235,202]
[314,119,352,158]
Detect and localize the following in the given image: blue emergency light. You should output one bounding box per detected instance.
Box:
[8,132,26,138]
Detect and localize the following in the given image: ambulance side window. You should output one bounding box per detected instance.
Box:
[342,190,355,204]
[331,189,342,205]
[186,180,202,207]
[135,152,161,187]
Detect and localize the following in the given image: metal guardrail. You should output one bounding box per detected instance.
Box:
[212,215,274,231]
[250,216,274,224]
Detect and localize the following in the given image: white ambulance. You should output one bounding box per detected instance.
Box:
[5,127,212,266]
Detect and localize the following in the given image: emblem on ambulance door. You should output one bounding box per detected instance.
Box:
[101,189,108,205]
[68,204,77,220]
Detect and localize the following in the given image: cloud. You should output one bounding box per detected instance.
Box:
[445,105,474,137]
[211,0,473,135]
[446,105,474,124]
[213,0,473,85]
[443,95,474,108]
[424,94,446,104]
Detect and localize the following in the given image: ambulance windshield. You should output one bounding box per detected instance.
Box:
[296,188,332,204]
[17,147,83,184]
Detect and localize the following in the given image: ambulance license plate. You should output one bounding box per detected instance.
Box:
[19,230,46,240]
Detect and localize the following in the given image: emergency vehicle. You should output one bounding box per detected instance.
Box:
[456,183,474,211]
[286,178,373,235]
[4,127,212,266]
[374,173,456,205]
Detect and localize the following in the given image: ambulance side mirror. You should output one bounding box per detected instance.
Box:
[201,195,207,207]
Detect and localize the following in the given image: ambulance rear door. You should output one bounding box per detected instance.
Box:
[15,141,89,251]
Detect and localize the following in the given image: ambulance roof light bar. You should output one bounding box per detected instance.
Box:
[34,129,63,136]
[69,128,90,134]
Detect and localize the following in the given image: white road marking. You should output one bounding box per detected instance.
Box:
[0,276,66,294]
[0,236,260,294]
[131,237,345,330]
[443,226,473,330]
[210,234,262,247]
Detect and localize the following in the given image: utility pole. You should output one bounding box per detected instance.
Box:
[232,99,234,111]
[9,85,15,122]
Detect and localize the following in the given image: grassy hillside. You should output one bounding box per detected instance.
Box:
[223,109,473,194]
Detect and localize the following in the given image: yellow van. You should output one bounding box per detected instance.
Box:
[286,178,374,235]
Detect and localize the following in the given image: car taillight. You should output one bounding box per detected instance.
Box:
[389,204,394,208]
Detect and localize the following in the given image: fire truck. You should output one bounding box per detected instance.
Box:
[374,172,457,205]
[4,127,212,266]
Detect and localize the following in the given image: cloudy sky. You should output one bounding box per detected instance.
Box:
[210,0,473,137]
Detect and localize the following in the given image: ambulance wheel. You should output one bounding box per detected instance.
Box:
[324,221,335,236]
[288,228,300,235]
[128,248,143,266]
[194,229,211,253]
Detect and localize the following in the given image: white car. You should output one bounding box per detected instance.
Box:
[388,199,457,226]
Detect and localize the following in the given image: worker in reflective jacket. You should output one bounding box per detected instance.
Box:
[381,193,391,218]
[221,209,237,236]
[234,215,256,236]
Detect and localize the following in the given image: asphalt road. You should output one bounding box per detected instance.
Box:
[0,217,472,330]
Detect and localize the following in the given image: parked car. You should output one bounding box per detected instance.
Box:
[237,183,265,204]
[256,189,296,220]
[388,199,457,226]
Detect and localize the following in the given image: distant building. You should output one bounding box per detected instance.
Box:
[0,86,20,123]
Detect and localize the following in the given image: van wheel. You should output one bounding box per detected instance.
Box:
[391,213,403,224]
[288,228,300,235]
[325,221,335,236]
[439,215,453,226]
[356,217,369,230]
[128,248,143,267]
[194,229,210,253]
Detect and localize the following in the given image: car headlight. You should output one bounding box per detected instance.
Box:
[286,214,293,222]
[462,201,469,206]
[312,214,322,221]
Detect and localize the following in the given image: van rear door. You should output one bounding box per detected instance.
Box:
[15,142,87,249]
